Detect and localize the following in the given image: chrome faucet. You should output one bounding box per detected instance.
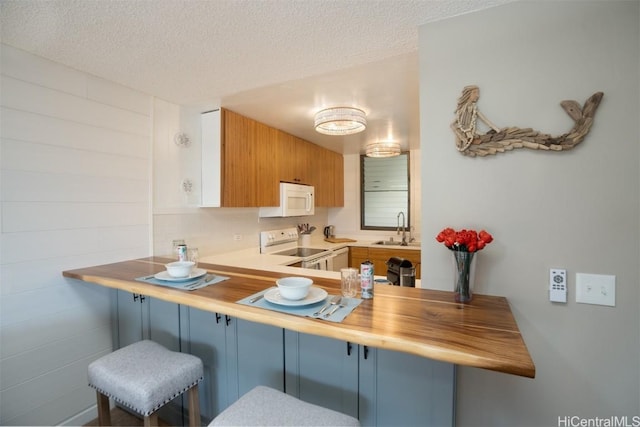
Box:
[396,212,408,246]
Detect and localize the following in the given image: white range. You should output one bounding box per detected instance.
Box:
[260,228,347,271]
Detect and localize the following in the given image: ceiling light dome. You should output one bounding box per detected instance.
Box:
[314,107,366,136]
[366,141,401,157]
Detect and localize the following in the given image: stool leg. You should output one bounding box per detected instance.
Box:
[188,384,201,427]
[96,391,111,426]
[143,412,159,427]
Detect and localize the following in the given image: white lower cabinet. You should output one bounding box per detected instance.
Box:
[180,307,284,424]
[284,331,455,427]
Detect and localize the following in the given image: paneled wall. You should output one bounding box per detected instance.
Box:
[0,44,152,425]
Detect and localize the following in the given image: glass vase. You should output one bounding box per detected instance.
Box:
[451,251,477,303]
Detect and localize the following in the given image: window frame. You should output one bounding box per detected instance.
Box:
[359,152,411,231]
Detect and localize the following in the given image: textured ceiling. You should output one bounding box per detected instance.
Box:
[1,0,514,153]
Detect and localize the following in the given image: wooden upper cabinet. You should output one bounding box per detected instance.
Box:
[221,109,279,207]
[328,149,344,207]
[221,109,254,207]
[217,108,342,208]
[332,153,344,207]
[254,120,280,206]
[277,131,312,185]
[312,145,344,207]
[276,130,343,206]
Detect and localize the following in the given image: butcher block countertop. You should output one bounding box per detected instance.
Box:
[62,256,535,378]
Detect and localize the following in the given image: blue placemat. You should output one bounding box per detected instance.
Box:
[135,273,229,291]
[237,287,362,323]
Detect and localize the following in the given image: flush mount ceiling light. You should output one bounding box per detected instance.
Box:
[314,107,367,136]
[366,141,401,158]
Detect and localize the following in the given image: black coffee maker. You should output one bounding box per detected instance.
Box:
[386,257,415,287]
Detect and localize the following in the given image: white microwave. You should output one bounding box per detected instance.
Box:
[259,183,315,217]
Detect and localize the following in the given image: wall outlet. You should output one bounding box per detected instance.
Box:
[233,234,242,241]
[576,273,615,307]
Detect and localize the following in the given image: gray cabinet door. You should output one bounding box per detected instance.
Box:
[234,318,285,398]
[284,331,359,418]
[181,311,285,423]
[114,290,181,350]
[359,347,455,427]
[147,297,182,424]
[115,290,144,348]
[113,291,183,424]
[181,308,230,422]
[148,297,180,351]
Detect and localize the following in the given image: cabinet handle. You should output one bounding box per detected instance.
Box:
[132,294,138,302]
[139,295,145,302]
[346,342,353,356]
[225,315,231,326]
[215,313,221,324]
[363,345,369,360]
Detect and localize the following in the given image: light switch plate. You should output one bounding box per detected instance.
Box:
[575,273,615,306]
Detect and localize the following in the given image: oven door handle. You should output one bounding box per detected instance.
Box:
[303,254,332,270]
[325,254,334,271]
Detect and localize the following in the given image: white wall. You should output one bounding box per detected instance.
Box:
[420,1,639,425]
[0,44,152,425]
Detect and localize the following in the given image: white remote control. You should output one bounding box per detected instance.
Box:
[549,269,567,303]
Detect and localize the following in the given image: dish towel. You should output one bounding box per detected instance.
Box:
[135,273,229,291]
[237,288,362,323]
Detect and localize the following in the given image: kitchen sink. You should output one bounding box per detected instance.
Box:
[373,240,421,247]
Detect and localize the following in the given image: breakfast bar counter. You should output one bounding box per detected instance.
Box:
[62,256,535,378]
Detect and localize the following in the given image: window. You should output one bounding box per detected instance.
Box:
[360,153,410,230]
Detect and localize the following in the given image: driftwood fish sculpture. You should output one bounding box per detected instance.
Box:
[451,85,604,157]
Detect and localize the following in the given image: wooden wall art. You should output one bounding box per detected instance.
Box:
[451,85,604,157]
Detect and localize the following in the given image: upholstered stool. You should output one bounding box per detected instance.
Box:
[88,340,203,427]
[208,385,360,426]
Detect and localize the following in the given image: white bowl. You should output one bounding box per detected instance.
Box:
[165,261,195,278]
[276,277,313,300]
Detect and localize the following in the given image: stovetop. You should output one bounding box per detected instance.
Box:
[260,227,332,260]
[272,247,328,258]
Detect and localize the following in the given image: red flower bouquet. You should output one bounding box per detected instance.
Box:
[436,227,493,303]
[435,227,493,253]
